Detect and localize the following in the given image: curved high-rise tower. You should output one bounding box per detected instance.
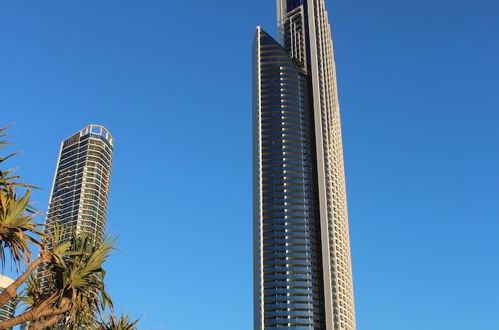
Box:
[34,125,114,329]
[45,124,114,244]
[253,1,355,329]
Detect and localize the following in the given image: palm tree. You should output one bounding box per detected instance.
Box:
[0,233,115,329]
[0,126,40,270]
[0,127,75,311]
[97,313,139,330]
[0,235,114,329]
[0,126,42,309]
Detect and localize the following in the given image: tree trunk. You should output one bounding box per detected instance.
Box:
[37,298,70,318]
[0,253,48,307]
[0,293,59,329]
[30,314,64,330]
[0,308,40,329]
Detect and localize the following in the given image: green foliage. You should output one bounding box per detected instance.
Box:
[0,126,37,191]
[98,313,139,330]
[0,126,40,270]
[22,232,116,328]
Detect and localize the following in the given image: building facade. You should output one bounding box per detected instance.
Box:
[45,124,114,244]
[253,1,355,329]
[0,275,16,330]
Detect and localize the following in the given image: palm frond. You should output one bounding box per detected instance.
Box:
[0,126,41,270]
[97,313,139,330]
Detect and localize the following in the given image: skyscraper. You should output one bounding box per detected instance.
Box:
[45,124,114,244]
[32,125,114,329]
[253,1,355,329]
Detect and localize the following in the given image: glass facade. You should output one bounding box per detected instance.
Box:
[254,1,356,329]
[35,125,114,328]
[45,125,114,245]
[254,29,325,329]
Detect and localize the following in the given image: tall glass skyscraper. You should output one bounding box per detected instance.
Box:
[44,124,114,244]
[33,125,114,329]
[253,1,355,329]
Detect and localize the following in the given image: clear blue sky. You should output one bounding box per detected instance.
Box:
[1,0,499,329]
